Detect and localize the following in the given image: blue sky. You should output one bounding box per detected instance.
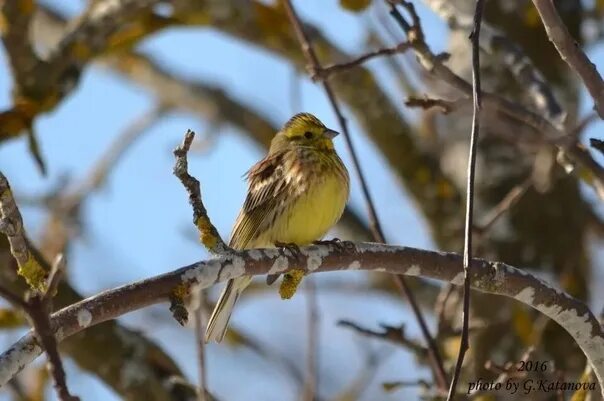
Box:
[0,1,603,400]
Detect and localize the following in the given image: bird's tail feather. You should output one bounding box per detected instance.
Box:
[205,276,251,343]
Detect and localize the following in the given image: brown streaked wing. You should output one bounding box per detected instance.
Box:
[228,151,301,250]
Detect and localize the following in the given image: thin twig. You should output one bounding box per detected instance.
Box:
[405,95,466,114]
[338,320,426,355]
[570,112,598,138]
[282,1,448,391]
[474,176,533,235]
[434,284,455,334]
[382,379,433,394]
[446,0,485,400]
[316,42,411,79]
[173,130,229,255]
[334,347,389,400]
[590,138,604,158]
[0,253,78,401]
[282,1,385,242]
[26,127,47,175]
[302,278,319,401]
[194,297,207,401]
[531,0,604,118]
[391,276,449,389]
[28,254,78,401]
[44,254,66,303]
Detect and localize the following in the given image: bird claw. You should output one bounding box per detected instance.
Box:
[268,242,304,286]
[274,241,304,258]
[313,238,355,253]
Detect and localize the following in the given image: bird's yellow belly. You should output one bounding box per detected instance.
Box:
[269,174,348,245]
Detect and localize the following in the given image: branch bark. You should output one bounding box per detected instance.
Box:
[0,242,603,396]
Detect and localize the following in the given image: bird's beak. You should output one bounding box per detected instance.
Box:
[324,129,339,139]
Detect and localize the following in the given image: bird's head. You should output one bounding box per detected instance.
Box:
[271,113,339,152]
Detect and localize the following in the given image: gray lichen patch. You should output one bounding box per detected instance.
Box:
[268,256,289,275]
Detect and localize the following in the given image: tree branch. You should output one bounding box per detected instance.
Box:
[0,0,165,142]
[173,130,229,255]
[314,41,412,80]
[0,255,79,401]
[446,0,485,398]
[0,172,47,290]
[388,0,604,200]
[338,320,426,355]
[0,242,603,395]
[0,0,40,92]
[531,0,604,119]
[420,0,565,123]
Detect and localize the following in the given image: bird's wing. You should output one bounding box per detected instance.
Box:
[229,151,302,250]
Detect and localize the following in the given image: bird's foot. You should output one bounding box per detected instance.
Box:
[268,242,304,286]
[313,237,356,253]
[274,241,304,258]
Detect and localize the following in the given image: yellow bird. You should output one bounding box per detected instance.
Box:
[205,113,350,342]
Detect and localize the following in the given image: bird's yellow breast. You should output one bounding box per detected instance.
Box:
[268,172,348,245]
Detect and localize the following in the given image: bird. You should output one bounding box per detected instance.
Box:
[205,112,350,343]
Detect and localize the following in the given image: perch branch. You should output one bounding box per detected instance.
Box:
[0,242,603,396]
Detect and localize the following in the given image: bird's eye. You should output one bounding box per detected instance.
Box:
[304,131,313,139]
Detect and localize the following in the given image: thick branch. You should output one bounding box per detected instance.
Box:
[531,0,604,119]
[0,242,602,395]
